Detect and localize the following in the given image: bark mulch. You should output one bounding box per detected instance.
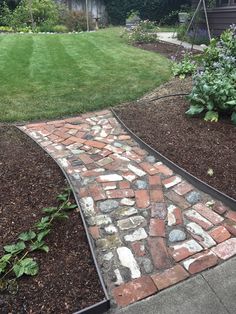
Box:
[0,126,104,314]
[114,77,236,201]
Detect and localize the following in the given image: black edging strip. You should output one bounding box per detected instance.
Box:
[111,109,236,211]
[16,126,110,314]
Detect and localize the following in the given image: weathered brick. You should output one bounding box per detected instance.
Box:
[78,153,94,165]
[85,140,106,149]
[211,238,236,260]
[186,222,216,248]
[167,205,183,226]
[88,226,100,240]
[151,265,189,290]
[148,237,173,269]
[139,162,159,175]
[149,219,165,237]
[225,210,236,223]
[150,189,164,202]
[97,174,123,182]
[194,203,224,225]
[184,209,213,230]
[102,182,117,191]
[173,181,194,195]
[88,184,106,201]
[106,189,134,199]
[224,219,236,236]
[119,181,131,189]
[209,226,231,243]
[162,176,181,189]
[170,239,203,262]
[213,202,228,215]
[183,251,218,274]
[131,242,146,257]
[113,276,157,307]
[148,175,161,186]
[135,190,150,208]
[153,162,173,176]
[166,191,190,210]
[150,203,167,219]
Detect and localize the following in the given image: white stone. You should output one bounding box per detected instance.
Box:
[112,153,130,161]
[80,197,96,218]
[117,247,141,279]
[124,228,148,242]
[114,269,124,285]
[96,215,112,226]
[103,252,113,261]
[98,174,123,182]
[117,216,146,230]
[120,198,135,206]
[128,164,146,177]
[122,173,136,182]
[164,176,182,189]
[104,225,118,235]
[58,158,69,168]
[186,222,216,248]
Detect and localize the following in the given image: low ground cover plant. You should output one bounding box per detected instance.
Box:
[0,188,76,294]
[172,52,197,79]
[186,25,236,124]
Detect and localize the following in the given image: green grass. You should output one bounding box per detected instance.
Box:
[0,28,171,122]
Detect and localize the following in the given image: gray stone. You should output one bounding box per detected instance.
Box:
[117,216,146,230]
[114,142,123,148]
[135,180,148,189]
[80,197,96,218]
[169,229,187,242]
[96,215,112,226]
[117,207,138,218]
[145,155,156,163]
[103,252,114,261]
[96,235,122,250]
[99,200,119,213]
[186,191,201,204]
[140,257,153,274]
[120,198,135,206]
[104,225,118,235]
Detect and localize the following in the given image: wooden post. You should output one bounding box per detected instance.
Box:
[85,0,90,32]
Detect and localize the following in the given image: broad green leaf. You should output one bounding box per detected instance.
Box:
[13,258,39,278]
[42,207,57,214]
[40,245,49,253]
[35,216,51,230]
[204,111,219,122]
[52,212,69,220]
[37,229,51,242]
[231,112,236,125]
[57,194,67,201]
[63,203,77,210]
[30,240,45,252]
[185,105,204,116]
[19,231,36,242]
[4,241,26,254]
[0,254,12,274]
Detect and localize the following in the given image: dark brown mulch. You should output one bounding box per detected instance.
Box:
[114,77,236,200]
[0,126,104,314]
[134,41,201,61]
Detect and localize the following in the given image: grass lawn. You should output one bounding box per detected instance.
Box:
[0,28,171,122]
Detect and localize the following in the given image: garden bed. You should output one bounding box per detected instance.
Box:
[0,126,105,313]
[114,77,236,201]
[134,41,201,61]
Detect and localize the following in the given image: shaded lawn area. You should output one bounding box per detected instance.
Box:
[0,28,171,122]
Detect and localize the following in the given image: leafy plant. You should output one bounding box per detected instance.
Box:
[172,53,197,79]
[187,25,236,124]
[0,188,77,294]
[123,19,158,44]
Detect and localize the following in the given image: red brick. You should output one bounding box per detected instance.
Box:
[149,219,165,237]
[148,175,161,186]
[183,251,218,274]
[88,184,106,201]
[131,242,146,257]
[151,203,167,219]
[173,182,193,195]
[78,153,94,165]
[139,162,159,175]
[184,209,213,230]
[132,147,147,156]
[102,182,117,191]
[135,190,150,208]
[61,138,76,145]
[88,226,100,240]
[113,276,157,307]
[209,226,231,243]
[148,237,173,269]
[194,203,224,225]
[118,135,131,140]
[123,151,142,163]
[170,239,203,262]
[119,181,131,189]
[153,163,173,176]
[225,210,236,223]
[77,187,89,198]
[151,265,189,290]
[168,206,183,226]
[213,202,228,215]
[150,189,164,202]
[99,149,112,157]
[54,130,70,140]
[224,219,236,236]
[211,238,236,260]
[162,176,181,189]
[166,191,190,210]
[69,136,86,144]
[106,189,134,199]
[85,140,106,149]
[82,169,105,177]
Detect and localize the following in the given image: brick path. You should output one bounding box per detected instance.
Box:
[20,110,236,310]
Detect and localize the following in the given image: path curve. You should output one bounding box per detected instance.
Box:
[20,109,236,311]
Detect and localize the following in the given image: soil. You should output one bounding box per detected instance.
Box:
[0,126,104,314]
[114,77,236,200]
[134,41,201,61]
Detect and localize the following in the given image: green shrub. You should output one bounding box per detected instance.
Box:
[172,53,197,79]
[0,25,13,32]
[52,24,68,33]
[123,19,158,44]
[187,25,236,124]
[0,2,12,26]
[62,10,95,32]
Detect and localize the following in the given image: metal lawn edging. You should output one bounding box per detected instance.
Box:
[111,109,236,211]
[17,126,110,314]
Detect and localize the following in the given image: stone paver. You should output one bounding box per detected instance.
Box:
[21,110,236,311]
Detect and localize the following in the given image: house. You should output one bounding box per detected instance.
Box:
[192,0,236,36]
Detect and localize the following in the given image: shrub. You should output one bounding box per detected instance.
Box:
[52,24,68,33]
[187,25,236,124]
[172,53,197,79]
[0,25,13,32]
[0,2,12,26]
[123,19,158,44]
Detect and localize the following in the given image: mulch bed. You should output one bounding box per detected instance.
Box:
[114,77,236,200]
[0,126,104,313]
[134,41,201,61]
